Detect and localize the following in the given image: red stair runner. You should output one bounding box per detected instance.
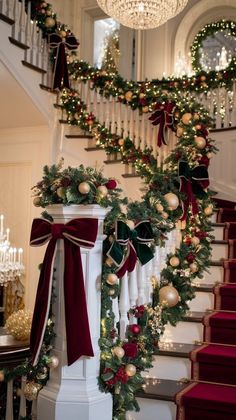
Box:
[176,382,236,420]
[214,283,236,310]
[223,260,236,283]
[175,201,236,419]
[190,343,236,384]
[224,222,236,240]
[217,208,236,223]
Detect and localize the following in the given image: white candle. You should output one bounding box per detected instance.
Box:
[0,215,3,236]
[13,248,17,264]
[18,248,23,264]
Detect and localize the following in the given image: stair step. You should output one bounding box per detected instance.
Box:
[156,342,198,358]
[211,240,229,260]
[104,159,122,164]
[188,289,214,312]
[138,378,189,402]
[211,222,225,240]
[0,12,14,25]
[122,173,140,178]
[84,146,103,151]
[161,312,204,344]
[21,60,46,74]
[8,36,29,50]
[65,134,93,139]
[39,84,57,94]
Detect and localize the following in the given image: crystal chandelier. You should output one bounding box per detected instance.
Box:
[0,214,24,285]
[96,1,188,30]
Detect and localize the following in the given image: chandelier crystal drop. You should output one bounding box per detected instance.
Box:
[97,1,188,30]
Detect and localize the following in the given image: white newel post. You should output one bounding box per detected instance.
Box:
[37,205,113,420]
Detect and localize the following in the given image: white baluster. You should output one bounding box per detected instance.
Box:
[129,106,134,139]
[144,259,154,303]
[110,97,116,133]
[86,80,91,113]
[105,96,111,130]
[18,0,26,44]
[19,376,27,418]
[123,104,128,138]
[128,269,138,307]
[116,101,122,136]
[140,113,145,151]
[6,379,13,420]
[146,114,151,149]
[11,0,20,39]
[30,20,37,66]
[137,262,146,305]
[36,25,43,68]
[119,272,130,339]
[112,296,120,330]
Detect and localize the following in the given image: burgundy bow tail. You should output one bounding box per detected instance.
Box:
[30,217,98,366]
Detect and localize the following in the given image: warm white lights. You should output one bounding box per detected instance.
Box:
[0,214,24,285]
[97,0,188,30]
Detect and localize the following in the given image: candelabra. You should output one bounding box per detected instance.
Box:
[0,214,24,285]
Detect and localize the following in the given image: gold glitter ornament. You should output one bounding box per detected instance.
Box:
[159,285,180,307]
[5,309,32,341]
[24,381,42,401]
[125,364,136,376]
[113,346,125,358]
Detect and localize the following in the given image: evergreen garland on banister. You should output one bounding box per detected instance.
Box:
[0,2,219,419]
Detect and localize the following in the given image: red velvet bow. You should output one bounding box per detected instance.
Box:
[149,102,176,147]
[49,33,79,90]
[30,217,98,366]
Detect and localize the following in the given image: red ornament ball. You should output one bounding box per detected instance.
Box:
[129,324,141,335]
[105,179,117,190]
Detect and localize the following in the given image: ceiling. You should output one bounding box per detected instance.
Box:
[0,60,47,129]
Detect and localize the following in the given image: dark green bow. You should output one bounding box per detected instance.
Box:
[107,220,154,278]
[178,160,209,220]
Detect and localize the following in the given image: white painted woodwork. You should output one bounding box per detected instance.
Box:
[147,355,191,381]
[128,398,176,420]
[187,291,214,312]
[199,265,224,284]
[160,321,203,344]
[37,205,112,420]
[211,242,228,260]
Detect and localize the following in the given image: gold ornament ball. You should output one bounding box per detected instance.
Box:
[46,9,52,16]
[113,346,125,358]
[200,75,206,82]
[118,138,124,146]
[195,136,206,149]
[125,363,137,377]
[204,206,213,216]
[193,113,200,120]
[48,355,59,369]
[156,203,164,212]
[5,309,32,341]
[33,196,41,207]
[191,236,200,246]
[78,181,90,194]
[207,152,213,159]
[181,113,192,125]
[56,187,66,199]
[176,125,184,137]
[0,371,4,382]
[142,106,149,113]
[159,285,180,307]
[164,192,179,211]
[44,17,56,28]
[59,30,67,38]
[97,185,108,197]
[195,124,202,130]
[105,258,113,267]
[108,289,115,296]
[106,273,118,285]
[24,382,42,401]
[190,263,198,273]
[169,256,180,267]
[125,91,133,102]
[139,93,145,99]
[162,212,169,220]
[126,219,135,230]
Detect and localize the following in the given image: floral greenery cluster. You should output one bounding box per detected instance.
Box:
[31,157,125,209]
[190,20,236,72]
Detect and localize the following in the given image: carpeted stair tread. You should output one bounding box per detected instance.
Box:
[191,343,236,365]
[176,382,236,420]
[224,222,236,240]
[223,260,236,283]
[228,239,236,259]
[137,378,190,402]
[217,208,236,223]
[214,283,236,310]
[203,311,236,344]
[213,198,236,208]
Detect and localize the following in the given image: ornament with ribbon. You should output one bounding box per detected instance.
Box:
[149,102,176,147]
[48,32,79,90]
[178,160,209,221]
[106,220,154,278]
[30,217,98,366]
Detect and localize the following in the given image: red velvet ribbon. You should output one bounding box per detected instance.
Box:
[30,217,98,366]
[49,33,79,90]
[179,177,199,221]
[149,102,175,147]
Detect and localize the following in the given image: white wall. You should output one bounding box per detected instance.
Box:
[0,126,51,311]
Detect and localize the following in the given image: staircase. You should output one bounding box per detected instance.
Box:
[127,201,236,420]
